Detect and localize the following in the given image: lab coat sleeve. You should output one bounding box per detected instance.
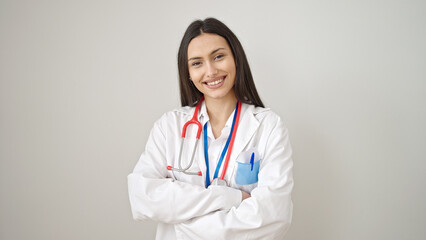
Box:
[127,116,242,224]
[174,116,294,240]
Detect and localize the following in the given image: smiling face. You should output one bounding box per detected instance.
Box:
[187,33,237,102]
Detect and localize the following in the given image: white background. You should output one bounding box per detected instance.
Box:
[1,0,425,239]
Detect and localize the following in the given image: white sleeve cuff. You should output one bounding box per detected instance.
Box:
[208,185,242,209]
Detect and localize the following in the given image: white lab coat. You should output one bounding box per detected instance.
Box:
[128,102,294,240]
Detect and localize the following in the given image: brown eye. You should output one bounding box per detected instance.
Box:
[214,54,224,60]
[191,61,201,67]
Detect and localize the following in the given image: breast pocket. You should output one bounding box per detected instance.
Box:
[236,160,260,185]
[233,149,261,193]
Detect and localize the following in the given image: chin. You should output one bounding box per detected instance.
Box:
[204,91,235,101]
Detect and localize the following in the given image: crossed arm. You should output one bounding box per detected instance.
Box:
[128,116,293,239]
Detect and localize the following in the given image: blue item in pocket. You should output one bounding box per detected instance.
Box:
[236,159,260,185]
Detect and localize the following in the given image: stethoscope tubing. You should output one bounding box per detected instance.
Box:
[166,97,242,184]
[167,97,204,176]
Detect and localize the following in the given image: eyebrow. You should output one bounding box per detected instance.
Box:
[188,48,226,61]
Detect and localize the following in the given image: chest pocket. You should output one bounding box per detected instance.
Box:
[230,148,261,194]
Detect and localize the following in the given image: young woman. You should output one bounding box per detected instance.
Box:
[128,18,294,239]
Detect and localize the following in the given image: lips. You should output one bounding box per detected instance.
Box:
[206,78,224,86]
[203,76,226,88]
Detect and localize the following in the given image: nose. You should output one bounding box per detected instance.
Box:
[206,61,218,77]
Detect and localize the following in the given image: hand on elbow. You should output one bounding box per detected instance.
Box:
[241,190,251,201]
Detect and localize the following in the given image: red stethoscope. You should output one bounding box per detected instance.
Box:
[167,97,242,187]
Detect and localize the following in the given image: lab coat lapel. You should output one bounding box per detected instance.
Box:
[223,104,260,180]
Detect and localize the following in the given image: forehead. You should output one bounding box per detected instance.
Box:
[187,33,230,57]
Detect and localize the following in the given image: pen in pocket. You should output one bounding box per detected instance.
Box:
[250,152,254,171]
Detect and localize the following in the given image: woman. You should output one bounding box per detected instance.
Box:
[128,18,293,239]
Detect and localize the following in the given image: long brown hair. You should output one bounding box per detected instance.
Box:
[177,18,264,108]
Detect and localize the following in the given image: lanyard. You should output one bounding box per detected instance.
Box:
[203,101,241,187]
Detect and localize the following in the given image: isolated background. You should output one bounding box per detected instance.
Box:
[1,0,425,239]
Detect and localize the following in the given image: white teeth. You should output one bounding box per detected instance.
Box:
[206,78,224,86]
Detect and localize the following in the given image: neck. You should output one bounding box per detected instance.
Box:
[204,93,238,128]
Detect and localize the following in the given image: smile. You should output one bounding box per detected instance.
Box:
[203,76,226,88]
[206,78,224,86]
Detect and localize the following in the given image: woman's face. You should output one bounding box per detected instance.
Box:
[187,33,236,102]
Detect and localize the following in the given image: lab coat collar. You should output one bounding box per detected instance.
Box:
[199,100,240,134]
[199,101,208,123]
[174,101,268,117]
[173,101,235,142]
